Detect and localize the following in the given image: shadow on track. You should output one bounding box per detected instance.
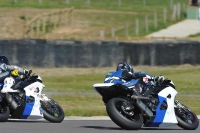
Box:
[141,127,182,130]
[82,126,121,130]
[82,126,183,131]
[6,119,49,123]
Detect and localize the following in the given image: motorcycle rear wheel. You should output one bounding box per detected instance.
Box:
[106,97,143,130]
[0,105,10,122]
[175,103,199,130]
[41,98,65,123]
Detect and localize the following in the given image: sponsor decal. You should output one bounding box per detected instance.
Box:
[29,86,35,91]
[39,107,43,115]
[107,72,112,75]
[143,77,148,83]
[123,82,130,85]
[34,87,39,93]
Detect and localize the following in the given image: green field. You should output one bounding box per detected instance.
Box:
[0,0,187,10]
[0,0,188,39]
[50,95,200,117]
[32,65,200,116]
[40,65,200,94]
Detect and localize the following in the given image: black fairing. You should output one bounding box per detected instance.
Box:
[10,93,35,118]
[150,80,176,94]
[13,75,41,90]
[11,105,26,118]
[95,84,131,103]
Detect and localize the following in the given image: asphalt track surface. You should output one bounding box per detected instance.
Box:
[1,117,200,133]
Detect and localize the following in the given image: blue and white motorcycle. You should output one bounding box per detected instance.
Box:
[0,71,64,123]
[93,72,199,130]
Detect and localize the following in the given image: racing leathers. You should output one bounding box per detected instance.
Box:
[0,63,30,93]
[104,70,164,94]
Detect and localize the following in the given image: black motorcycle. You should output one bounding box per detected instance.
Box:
[93,76,199,130]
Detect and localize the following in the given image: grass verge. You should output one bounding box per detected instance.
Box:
[40,65,200,94]
[50,94,200,116]
[0,0,188,39]
[32,65,200,116]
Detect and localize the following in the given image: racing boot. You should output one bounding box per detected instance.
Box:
[1,77,19,93]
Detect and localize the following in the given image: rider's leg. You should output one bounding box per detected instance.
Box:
[1,76,19,93]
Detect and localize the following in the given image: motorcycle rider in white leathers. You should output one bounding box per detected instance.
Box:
[0,55,31,93]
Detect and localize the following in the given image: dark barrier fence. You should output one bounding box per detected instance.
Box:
[0,39,200,67]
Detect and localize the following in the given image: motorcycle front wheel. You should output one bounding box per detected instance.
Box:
[175,101,199,130]
[106,97,143,130]
[41,98,65,123]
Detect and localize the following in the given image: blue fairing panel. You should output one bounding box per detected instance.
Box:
[112,70,123,77]
[0,83,3,87]
[112,79,124,84]
[105,72,115,78]
[20,96,34,119]
[150,96,167,127]
[104,71,123,83]
[122,79,139,87]
[135,71,153,78]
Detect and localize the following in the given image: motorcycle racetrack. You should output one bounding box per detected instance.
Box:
[1,116,199,133]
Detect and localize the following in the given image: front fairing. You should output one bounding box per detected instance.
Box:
[20,81,45,119]
[145,86,178,127]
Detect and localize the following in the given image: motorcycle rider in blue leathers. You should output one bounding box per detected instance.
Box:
[104,62,164,95]
[0,55,31,93]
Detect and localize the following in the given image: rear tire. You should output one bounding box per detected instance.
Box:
[106,97,143,130]
[0,105,10,122]
[41,98,64,123]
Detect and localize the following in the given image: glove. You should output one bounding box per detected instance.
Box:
[11,70,19,77]
[154,75,164,85]
[24,69,32,76]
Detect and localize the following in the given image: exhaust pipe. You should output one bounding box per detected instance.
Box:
[6,93,18,110]
[136,99,153,117]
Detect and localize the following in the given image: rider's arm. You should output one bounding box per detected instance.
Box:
[135,71,165,85]
[0,71,10,81]
[121,70,135,80]
[134,71,153,78]
[6,65,25,75]
[1,63,27,75]
[0,63,13,81]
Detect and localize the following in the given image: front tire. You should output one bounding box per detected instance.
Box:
[41,98,64,123]
[175,103,199,130]
[106,97,143,130]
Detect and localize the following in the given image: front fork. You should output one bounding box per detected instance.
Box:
[40,94,49,101]
[174,100,192,121]
[174,100,184,108]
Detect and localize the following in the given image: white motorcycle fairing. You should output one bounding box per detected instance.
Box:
[149,86,178,127]
[20,81,45,119]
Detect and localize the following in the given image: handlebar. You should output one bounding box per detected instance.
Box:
[21,70,33,81]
